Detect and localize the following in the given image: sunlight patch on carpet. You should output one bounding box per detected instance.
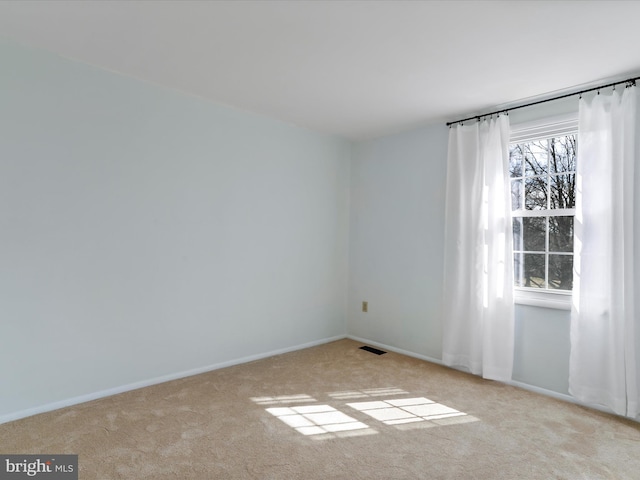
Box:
[346,396,478,427]
[254,389,479,439]
[265,404,373,437]
[250,394,317,405]
[328,387,408,400]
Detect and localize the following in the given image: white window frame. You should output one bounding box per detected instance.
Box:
[509,113,578,310]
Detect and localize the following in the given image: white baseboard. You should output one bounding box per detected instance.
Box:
[0,334,347,425]
[346,335,444,365]
[506,380,620,416]
[5,333,633,425]
[346,335,637,421]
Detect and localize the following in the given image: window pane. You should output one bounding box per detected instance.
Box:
[549,135,577,174]
[549,216,574,252]
[514,253,546,288]
[549,255,573,290]
[509,145,524,178]
[512,217,523,251]
[511,179,523,210]
[514,252,524,287]
[549,173,576,209]
[524,175,547,210]
[523,217,546,251]
[524,141,548,176]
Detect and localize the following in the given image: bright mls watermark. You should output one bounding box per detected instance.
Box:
[0,455,77,479]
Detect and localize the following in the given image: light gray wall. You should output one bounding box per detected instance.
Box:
[513,305,570,394]
[347,118,575,396]
[0,39,350,420]
[348,125,448,359]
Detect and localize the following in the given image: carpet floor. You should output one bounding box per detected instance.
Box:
[1,339,639,479]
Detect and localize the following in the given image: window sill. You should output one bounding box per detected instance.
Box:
[514,288,572,310]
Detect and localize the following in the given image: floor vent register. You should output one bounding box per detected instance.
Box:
[359,345,387,355]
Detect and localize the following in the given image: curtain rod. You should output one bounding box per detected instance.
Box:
[446,75,640,126]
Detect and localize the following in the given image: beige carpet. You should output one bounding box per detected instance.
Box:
[2,339,639,479]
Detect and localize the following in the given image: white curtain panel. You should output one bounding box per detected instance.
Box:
[570,86,638,418]
[442,115,514,382]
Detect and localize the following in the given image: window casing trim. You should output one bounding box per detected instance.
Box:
[514,288,572,310]
[510,112,578,310]
[509,113,578,143]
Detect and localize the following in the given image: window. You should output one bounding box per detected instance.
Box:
[509,114,578,308]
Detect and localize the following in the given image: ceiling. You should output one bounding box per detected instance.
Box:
[1,0,640,140]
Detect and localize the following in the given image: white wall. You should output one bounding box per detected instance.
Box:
[347,115,576,397]
[348,125,448,359]
[0,39,350,421]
